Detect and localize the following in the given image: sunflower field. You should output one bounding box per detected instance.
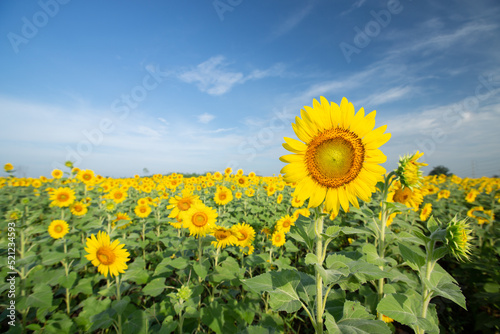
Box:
[1,98,500,334]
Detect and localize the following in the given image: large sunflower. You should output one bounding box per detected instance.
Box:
[84,231,130,277]
[167,189,200,218]
[280,97,390,216]
[231,222,256,247]
[214,186,233,206]
[180,202,218,237]
[211,225,238,249]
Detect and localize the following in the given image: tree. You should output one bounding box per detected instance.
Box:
[428,165,452,176]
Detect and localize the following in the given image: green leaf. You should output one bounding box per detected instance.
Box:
[376,293,418,327]
[122,258,149,285]
[399,243,426,271]
[60,271,77,289]
[72,277,93,296]
[142,277,166,297]
[339,227,371,236]
[123,310,149,334]
[201,301,224,333]
[193,259,210,280]
[427,271,466,309]
[243,270,307,313]
[426,216,439,233]
[362,244,385,267]
[288,215,315,251]
[26,284,53,308]
[113,296,131,316]
[212,257,242,283]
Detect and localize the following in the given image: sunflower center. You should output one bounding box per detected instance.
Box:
[97,246,116,265]
[178,200,190,211]
[192,212,208,227]
[282,220,291,228]
[58,193,68,201]
[114,193,122,199]
[238,231,248,241]
[219,193,227,200]
[305,128,365,188]
[214,230,232,240]
[54,225,63,233]
[394,188,412,203]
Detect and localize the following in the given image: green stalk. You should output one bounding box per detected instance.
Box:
[314,210,325,334]
[416,241,436,334]
[116,276,123,334]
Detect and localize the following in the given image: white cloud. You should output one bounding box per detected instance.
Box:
[268,3,315,40]
[198,112,215,124]
[177,56,284,96]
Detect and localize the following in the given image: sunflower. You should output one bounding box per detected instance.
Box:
[231,222,256,247]
[272,230,286,247]
[445,217,473,262]
[70,201,88,216]
[84,231,130,277]
[134,204,152,218]
[78,169,95,184]
[49,187,76,207]
[395,151,427,189]
[275,215,296,233]
[167,190,201,218]
[280,97,390,216]
[420,203,432,221]
[211,225,238,249]
[291,195,305,208]
[109,188,128,204]
[224,167,233,175]
[465,189,479,203]
[437,190,450,200]
[48,220,69,239]
[388,180,423,210]
[51,169,63,179]
[245,188,255,197]
[236,176,249,188]
[277,194,283,204]
[180,202,218,237]
[113,212,132,229]
[4,163,14,172]
[214,186,233,205]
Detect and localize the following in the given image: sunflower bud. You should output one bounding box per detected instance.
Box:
[445,217,473,262]
[395,151,427,190]
[177,285,192,301]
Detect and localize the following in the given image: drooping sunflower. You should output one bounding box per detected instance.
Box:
[180,202,218,237]
[167,190,201,218]
[272,230,286,247]
[48,220,69,239]
[280,97,391,216]
[49,187,76,207]
[211,225,238,249]
[395,151,427,189]
[84,231,130,277]
[388,180,424,210]
[214,186,233,206]
[445,217,473,262]
[4,163,14,172]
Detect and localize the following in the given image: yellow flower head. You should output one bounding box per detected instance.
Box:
[77,169,95,184]
[231,222,256,247]
[113,212,132,229]
[271,230,286,247]
[280,97,390,217]
[84,231,130,277]
[167,190,201,218]
[51,169,63,179]
[134,204,151,218]
[211,225,238,249]
[214,186,233,205]
[388,181,423,210]
[420,203,432,221]
[437,189,451,200]
[275,215,296,233]
[70,201,88,216]
[465,189,479,203]
[49,187,76,207]
[4,163,14,172]
[180,202,218,237]
[48,220,69,239]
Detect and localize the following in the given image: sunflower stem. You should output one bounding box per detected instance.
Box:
[314,208,325,334]
[198,236,203,264]
[116,275,123,334]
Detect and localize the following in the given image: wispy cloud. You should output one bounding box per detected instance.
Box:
[268,3,316,40]
[355,86,413,107]
[198,112,215,124]
[177,56,284,96]
[340,0,366,16]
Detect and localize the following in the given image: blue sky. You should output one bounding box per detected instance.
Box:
[1,0,500,178]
